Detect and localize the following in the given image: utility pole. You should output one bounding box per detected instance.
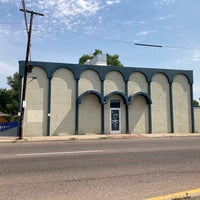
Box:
[18,9,44,140]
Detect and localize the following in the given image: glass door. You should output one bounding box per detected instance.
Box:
[110,99,121,133]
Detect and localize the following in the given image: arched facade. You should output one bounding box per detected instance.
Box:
[50,68,76,135]
[18,60,194,136]
[151,73,171,133]
[24,67,48,136]
[173,74,192,132]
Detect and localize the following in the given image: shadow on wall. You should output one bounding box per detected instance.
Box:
[26,67,48,136]
[50,68,76,136]
[129,95,148,133]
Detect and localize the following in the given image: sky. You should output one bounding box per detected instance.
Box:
[1,0,200,100]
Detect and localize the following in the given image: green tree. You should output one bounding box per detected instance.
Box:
[78,49,123,67]
[0,72,19,116]
[193,99,199,107]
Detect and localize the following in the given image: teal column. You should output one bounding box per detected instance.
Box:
[75,79,79,135]
[169,82,174,133]
[148,81,152,133]
[101,80,105,134]
[47,77,52,136]
[190,84,195,133]
[125,80,129,134]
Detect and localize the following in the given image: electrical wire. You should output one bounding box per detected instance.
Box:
[1,19,200,50]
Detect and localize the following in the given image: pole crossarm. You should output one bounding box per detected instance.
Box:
[20,9,44,17]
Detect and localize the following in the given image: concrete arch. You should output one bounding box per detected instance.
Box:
[129,95,149,133]
[173,72,192,84]
[104,91,128,105]
[79,93,101,134]
[128,72,148,95]
[52,66,76,80]
[51,68,76,135]
[79,69,101,95]
[104,68,126,81]
[25,67,48,136]
[104,71,125,95]
[151,73,171,133]
[150,71,171,83]
[172,74,191,132]
[78,90,103,104]
[128,71,148,82]
[129,92,152,105]
[79,67,102,81]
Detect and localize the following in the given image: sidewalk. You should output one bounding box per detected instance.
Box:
[1,127,200,143]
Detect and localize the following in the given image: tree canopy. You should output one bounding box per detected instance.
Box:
[78,49,123,67]
[193,99,199,107]
[0,72,19,116]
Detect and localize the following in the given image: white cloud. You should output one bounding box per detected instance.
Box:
[191,50,200,62]
[158,14,173,20]
[23,0,121,32]
[0,0,10,2]
[136,30,157,36]
[106,0,121,5]
[154,0,175,6]
[27,0,101,18]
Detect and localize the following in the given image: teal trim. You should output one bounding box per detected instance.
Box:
[125,81,129,134]
[169,82,174,133]
[104,91,129,105]
[78,90,103,104]
[47,78,52,136]
[148,82,152,133]
[190,84,195,133]
[75,79,79,135]
[19,60,194,86]
[128,92,152,105]
[101,80,104,134]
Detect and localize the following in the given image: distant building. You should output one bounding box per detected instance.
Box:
[18,60,194,136]
[84,54,107,66]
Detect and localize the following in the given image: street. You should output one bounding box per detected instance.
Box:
[0,137,200,200]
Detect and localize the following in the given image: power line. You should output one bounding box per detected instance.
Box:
[1,20,200,50]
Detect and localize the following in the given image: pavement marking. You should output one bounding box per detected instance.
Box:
[146,188,200,200]
[16,150,104,157]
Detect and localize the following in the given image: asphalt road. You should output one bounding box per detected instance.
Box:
[0,137,200,200]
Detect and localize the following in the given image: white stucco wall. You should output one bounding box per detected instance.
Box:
[78,94,101,134]
[194,107,200,132]
[24,67,48,136]
[104,71,125,95]
[50,68,76,135]
[79,70,101,95]
[129,95,148,133]
[151,73,171,133]
[128,72,148,95]
[23,63,193,136]
[173,74,191,132]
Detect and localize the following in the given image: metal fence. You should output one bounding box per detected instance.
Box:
[0,122,18,132]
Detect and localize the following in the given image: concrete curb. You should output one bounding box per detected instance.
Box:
[1,133,200,143]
